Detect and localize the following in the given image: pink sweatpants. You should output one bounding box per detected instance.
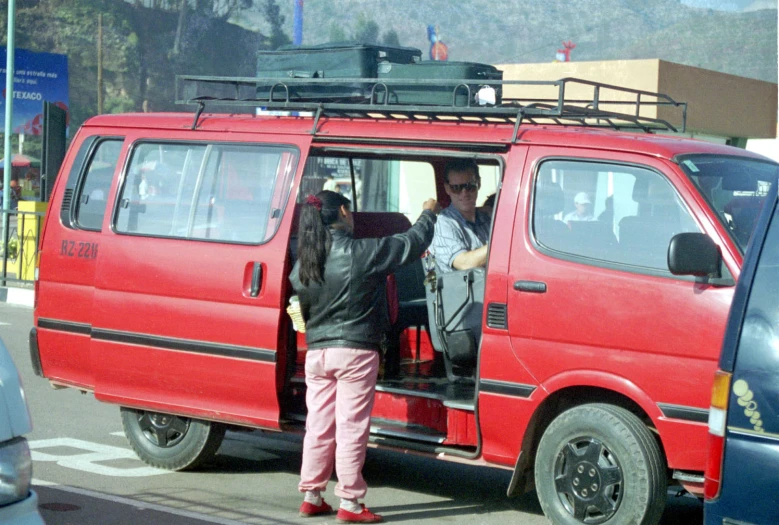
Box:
[298,347,379,500]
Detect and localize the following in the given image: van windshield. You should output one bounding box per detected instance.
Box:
[679,154,779,252]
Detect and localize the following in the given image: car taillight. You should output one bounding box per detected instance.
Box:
[704,369,731,500]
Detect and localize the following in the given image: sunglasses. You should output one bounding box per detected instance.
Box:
[447,181,480,194]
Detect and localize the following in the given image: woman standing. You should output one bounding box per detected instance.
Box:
[289,190,437,523]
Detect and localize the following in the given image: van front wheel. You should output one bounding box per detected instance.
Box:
[534,403,666,525]
[121,407,226,470]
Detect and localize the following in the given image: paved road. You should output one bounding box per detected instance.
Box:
[0,302,704,524]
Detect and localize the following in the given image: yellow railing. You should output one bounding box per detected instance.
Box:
[1,201,47,285]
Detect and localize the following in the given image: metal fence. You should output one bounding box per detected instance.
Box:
[1,208,44,287]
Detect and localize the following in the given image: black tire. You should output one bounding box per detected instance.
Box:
[534,403,666,525]
[120,407,226,471]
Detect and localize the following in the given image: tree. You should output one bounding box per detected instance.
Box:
[209,0,253,20]
[157,0,253,20]
[173,0,188,56]
[354,13,379,44]
[381,29,401,47]
[329,23,347,43]
[262,0,291,49]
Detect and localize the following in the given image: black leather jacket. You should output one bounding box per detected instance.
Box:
[289,210,436,352]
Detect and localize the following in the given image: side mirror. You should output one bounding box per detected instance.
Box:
[668,232,721,278]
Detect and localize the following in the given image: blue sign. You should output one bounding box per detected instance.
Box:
[0,47,69,135]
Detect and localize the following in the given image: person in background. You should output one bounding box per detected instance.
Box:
[597,194,614,223]
[564,192,595,223]
[323,174,338,192]
[139,174,150,200]
[431,159,491,274]
[478,193,496,217]
[8,180,22,210]
[289,190,437,523]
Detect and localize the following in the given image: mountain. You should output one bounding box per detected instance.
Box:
[621,9,777,81]
[237,0,777,83]
[1,0,776,136]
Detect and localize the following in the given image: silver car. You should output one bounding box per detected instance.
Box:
[0,338,45,525]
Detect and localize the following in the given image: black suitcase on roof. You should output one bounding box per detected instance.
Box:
[375,61,503,107]
[256,42,422,102]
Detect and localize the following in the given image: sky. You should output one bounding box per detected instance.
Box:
[680,0,777,10]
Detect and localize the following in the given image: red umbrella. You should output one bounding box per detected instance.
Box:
[0,154,35,167]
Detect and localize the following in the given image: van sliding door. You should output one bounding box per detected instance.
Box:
[90,135,309,429]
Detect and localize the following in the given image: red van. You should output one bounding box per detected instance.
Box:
[29,76,778,525]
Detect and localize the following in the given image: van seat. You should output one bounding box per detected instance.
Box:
[352,211,412,239]
[567,221,619,260]
[352,212,429,321]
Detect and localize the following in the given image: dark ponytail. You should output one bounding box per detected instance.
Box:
[297,190,351,286]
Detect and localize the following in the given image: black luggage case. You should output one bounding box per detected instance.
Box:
[376,61,503,107]
[256,42,422,102]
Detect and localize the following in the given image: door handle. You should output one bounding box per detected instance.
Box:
[514,280,547,293]
[250,262,263,297]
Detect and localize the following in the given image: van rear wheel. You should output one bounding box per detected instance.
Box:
[120,407,226,470]
[534,403,666,525]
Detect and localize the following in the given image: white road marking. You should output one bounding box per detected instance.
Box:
[0,321,10,326]
[32,481,251,525]
[29,438,169,477]
[32,478,58,486]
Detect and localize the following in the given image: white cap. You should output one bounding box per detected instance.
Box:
[574,192,591,205]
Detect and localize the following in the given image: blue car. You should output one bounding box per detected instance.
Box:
[704,170,779,525]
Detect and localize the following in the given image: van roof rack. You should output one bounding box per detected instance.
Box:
[175,75,687,140]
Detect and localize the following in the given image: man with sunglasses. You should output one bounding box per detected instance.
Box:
[431,159,491,274]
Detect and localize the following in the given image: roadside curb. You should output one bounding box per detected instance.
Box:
[0,287,34,308]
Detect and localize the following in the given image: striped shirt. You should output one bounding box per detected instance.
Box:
[431,206,491,274]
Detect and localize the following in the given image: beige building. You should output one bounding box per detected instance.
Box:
[497,59,778,149]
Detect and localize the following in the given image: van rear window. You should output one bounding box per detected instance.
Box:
[115,142,298,244]
[75,139,123,231]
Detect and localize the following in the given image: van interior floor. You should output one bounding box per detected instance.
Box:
[285,356,477,418]
[376,358,476,411]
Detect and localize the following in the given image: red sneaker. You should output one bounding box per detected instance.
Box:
[299,499,333,517]
[336,504,383,523]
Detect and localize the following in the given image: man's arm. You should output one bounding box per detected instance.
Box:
[451,243,488,270]
[432,212,489,272]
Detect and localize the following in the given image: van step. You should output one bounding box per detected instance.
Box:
[672,470,704,484]
[368,434,478,459]
[370,418,446,444]
[280,415,447,445]
[376,379,475,411]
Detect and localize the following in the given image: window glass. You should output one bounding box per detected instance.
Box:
[116,142,297,243]
[680,155,778,252]
[75,139,123,231]
[300,157,435,222]
[533,160,700,271]
[735,201,779,373]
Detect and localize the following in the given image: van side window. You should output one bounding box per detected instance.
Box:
[115,142,297,243]
[533,160,700,271]
[75,140,123,231]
